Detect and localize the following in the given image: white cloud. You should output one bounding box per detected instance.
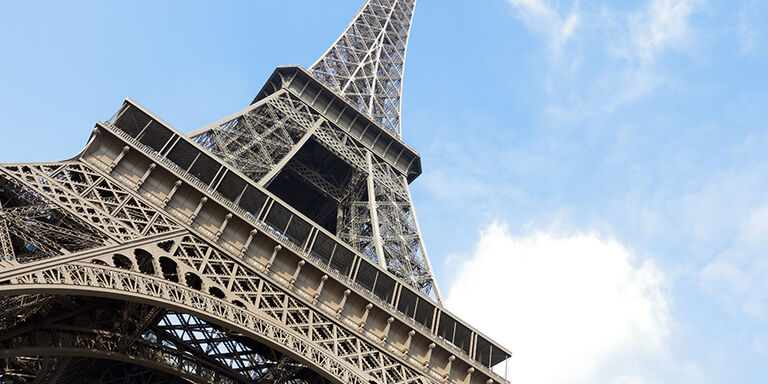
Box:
[446,222,671,383]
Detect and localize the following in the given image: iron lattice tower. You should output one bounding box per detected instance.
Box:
[0,1,511,383]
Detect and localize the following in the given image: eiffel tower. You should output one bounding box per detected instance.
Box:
[0,1,511,383]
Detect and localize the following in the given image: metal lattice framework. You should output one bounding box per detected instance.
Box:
[0,1,512,383]
[310,0,415,136]
[191,82,440,300]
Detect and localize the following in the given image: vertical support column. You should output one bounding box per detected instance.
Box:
[163,180,182,207]
[366,151,386,268]
[135,119,153,140]
[265,244,281,271]
[349,256,362,280]
[381,316,394,342]
[159,135,180,156]
[303,227,319,253]
[211,168,228,189]
[402,174,443,303]
[392,283,402,307]
[240,229,258,257]
[431,308,441,334]
[108,103,130,125]
[0,201,15,261]
[359,303,373,329]
[135,163,156,190]
[189,197,207,224]
[109,146,130,172]
[290,260,305,286]
[402,329,415,355]
[314,275,328,303]
[337,289,351,316]
[214,213,232,241]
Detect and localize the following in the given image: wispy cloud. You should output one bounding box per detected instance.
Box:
[505,0,702,115]
[623,0,699,63]
[737,0,767,55]
[506,0,580,56]
[619,137,768,320]
[603,0,700,110]
[699,198,768,319]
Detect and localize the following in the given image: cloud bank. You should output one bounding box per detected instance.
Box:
[446,223,671,383]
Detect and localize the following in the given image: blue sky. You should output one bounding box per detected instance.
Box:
[2,0,767,382]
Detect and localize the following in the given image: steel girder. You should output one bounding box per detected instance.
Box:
[0,159,440,383]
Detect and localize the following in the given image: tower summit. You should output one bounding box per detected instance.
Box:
[0,1,511,383]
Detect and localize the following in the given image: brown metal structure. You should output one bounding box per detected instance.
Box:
[0,1,511,383]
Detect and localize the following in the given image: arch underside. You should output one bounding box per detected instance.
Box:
[0,294,333,384]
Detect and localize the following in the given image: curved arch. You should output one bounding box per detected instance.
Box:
[0,262,372,384]
[0,303,330,384]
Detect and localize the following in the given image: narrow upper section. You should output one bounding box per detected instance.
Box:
[309,0,416,137]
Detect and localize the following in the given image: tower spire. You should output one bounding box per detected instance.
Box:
[310,0,416,137]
